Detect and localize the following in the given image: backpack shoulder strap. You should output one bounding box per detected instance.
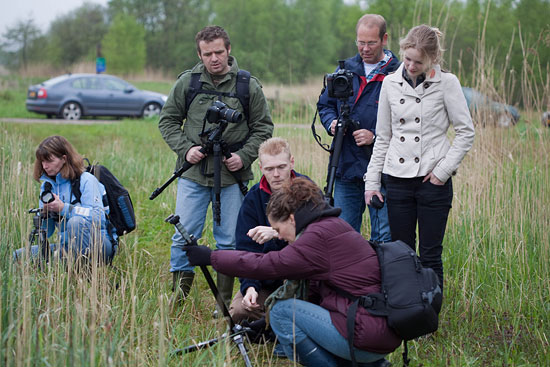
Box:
[71,176,82,205]
[184,70,251,122]
[184,72,202,113]
[235,69,251,122]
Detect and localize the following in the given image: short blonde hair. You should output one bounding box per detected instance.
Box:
[258,137,292,163]
[399,25,444,68]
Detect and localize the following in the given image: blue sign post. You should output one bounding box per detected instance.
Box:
[96,57,106,73]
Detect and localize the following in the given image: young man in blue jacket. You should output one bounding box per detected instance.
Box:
[228,137,306,323]
[317,14,399,241]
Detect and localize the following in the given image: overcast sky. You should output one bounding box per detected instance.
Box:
[1,0,110,34]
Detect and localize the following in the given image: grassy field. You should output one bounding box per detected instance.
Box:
[0,76,548,366]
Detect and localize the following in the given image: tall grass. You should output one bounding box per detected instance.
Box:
[1,116,548,366]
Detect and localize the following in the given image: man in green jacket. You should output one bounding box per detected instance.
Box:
[159,25,273,308]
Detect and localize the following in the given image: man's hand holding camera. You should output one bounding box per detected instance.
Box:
[329,119,375,146]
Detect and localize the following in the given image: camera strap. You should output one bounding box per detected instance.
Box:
[311,78,331,153]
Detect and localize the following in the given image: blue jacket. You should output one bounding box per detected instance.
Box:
[317,51,400,182]
[39,172,111,245]
[235,171,305,295]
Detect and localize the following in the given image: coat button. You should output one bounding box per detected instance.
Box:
[414,136,420,142]
[415,117,420,123]
[414,157,419,163]
[416,98,421,103]
[424,83,430,89]
[400,136,405,142]
[399,118,405,123]
[399,158,405,163]
[400,98,405,104]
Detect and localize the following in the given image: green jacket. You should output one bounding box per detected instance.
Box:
[159,56,273,187]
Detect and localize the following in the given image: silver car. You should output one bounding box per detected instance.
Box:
[26,73,167,120]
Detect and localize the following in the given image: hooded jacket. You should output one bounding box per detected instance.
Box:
[212,202,401,353]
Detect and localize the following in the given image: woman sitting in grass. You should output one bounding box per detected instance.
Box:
[14,135,115,264]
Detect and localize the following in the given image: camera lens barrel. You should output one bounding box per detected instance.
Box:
[206,100,243,124]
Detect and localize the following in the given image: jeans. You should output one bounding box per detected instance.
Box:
[269,299,386,364]
[14,216,114,262]
[385,175,453,284]
[170,178,244,272]
[334,178,391,242]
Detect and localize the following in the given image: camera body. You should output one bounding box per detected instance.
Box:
[326,60,354,99]
[40,182,54,204]
[205,100,243,124]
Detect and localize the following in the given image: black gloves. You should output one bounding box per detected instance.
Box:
[183,245,212,266]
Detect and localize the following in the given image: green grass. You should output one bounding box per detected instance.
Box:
[0,81,549,366]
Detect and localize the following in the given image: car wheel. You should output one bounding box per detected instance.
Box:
[60,102,82,120]
[142,102,161,118]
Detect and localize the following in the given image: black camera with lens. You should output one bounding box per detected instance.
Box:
[326,60,354,99]
[40,182,55,204]
[205,100,243,124]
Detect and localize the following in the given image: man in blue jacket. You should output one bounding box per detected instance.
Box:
[228,137,305,323]
[317,14,399,241]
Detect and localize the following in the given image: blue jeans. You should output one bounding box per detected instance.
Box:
[170,178,244,272]
[334,178,391,242]
[269,299,386,364]
[14,216,114,262]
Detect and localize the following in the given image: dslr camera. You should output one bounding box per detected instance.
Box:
[206,100,243,124]
[325,60,354,99]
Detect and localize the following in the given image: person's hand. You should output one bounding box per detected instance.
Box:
[43,193,64,213]
[330,119,338,135]
[182,245,212,266]
[423,172,444,185]
[242,287,261,311]
[223,153,243,172]
[186,146,206,164]
[353,129,375,146]
[365,190,383,206]
[247,226,278,245]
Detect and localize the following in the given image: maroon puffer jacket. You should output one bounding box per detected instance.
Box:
[211,214,401,353]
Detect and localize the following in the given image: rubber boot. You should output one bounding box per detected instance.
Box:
[213,272,234,318]
[172,271,194,304]
[295,337,337,367]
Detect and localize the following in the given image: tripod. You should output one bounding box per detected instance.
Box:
[150,120,248,226]
[165,214,254,367]
[323,101,362,205]
[27,208,50,266]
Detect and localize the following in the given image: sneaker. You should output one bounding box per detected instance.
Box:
[272,343,287,358]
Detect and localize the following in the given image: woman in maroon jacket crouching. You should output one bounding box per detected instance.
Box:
[183,178,400,366]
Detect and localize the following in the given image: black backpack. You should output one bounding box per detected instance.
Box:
[184,69,251,122]
[72,160,136,237]
[333,240,442,367]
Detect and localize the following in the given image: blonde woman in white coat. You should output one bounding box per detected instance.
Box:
[364,25,474,288]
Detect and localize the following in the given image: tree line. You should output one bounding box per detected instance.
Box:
[1,0,548,107]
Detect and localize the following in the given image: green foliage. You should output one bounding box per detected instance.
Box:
[1,18,41,70]
[102,14,147,75]
[45,3,108,67]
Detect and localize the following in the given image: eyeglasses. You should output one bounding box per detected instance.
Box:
[356,40,380,48]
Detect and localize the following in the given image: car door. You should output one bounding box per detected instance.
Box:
[70,77,110,114]
[102,76,143,115]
